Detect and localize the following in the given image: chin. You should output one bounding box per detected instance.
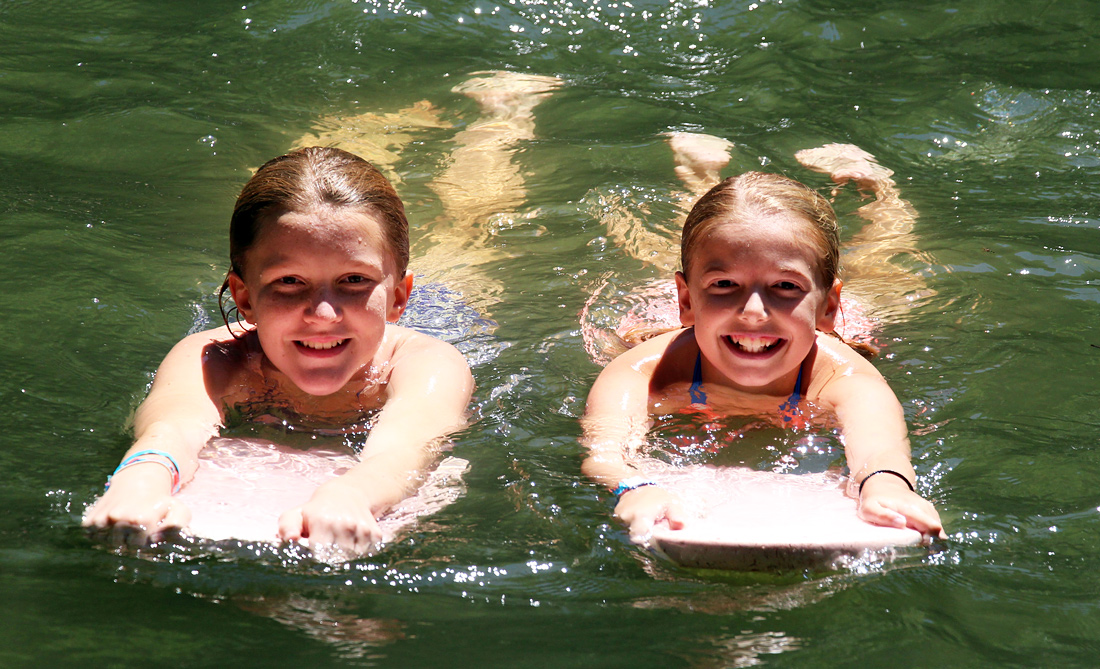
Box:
[289,373,354,397]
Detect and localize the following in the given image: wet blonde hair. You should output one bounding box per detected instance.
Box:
[680,171,839,286]
[679,172,877,358]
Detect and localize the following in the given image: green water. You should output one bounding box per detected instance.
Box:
[5,0,1100,665]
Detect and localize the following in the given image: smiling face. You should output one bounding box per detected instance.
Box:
[227,207,412,397]
[676,211,841,396]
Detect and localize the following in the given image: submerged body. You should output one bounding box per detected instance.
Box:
[84,148,474,555]
[84,72,561,555]
[583,150,944,544]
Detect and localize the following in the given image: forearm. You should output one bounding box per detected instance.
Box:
[582,412,687,539]
[841,412,915,481]
[580,407,654,490]
[581,349,662,489]
[581,441,643,490]
[845,437,916,488]
[829,374,916,484]
[125,418,217,484]
[338,436,445,514]
[347,379,470,512]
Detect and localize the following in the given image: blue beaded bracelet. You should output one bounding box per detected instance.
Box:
[613,477,657,497]
[106,449,182,494]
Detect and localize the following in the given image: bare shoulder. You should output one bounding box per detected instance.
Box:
[386,324,467,363]
[810,333,895,405]
[156,326,253,394]
[601,329,680,375]
[813,333,882,374]
[154,326,249,375]
[168,325,238,353]
[594,328,696,398]
[383,324,473,386]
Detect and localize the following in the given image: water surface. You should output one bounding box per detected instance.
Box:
[4,0,1100,665]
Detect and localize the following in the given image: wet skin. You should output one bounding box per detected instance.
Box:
[228,207,412,398]
[674,211,840,397]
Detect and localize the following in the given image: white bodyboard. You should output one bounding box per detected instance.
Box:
[644,466,925,570]
[175,438,467,546]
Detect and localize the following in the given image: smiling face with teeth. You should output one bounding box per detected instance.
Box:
[227,207,411,397]
[675,210,841,397]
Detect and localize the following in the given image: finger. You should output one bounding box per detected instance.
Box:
[858,500,906,529]
[82,507,104,529]
[153,501,192,539]
[664,502,687,531]
[356,518,385,552]
[110,522,150,547]
[871,497,944,537]
[628,510,659,542]
[109,504,168,546]
[302,517,337,550]
[277,508,306,541]
[903,506,945,538]
[348,523,381,555]
[326,524,355,554]
[878,494,942,534]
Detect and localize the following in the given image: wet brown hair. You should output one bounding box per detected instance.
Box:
[218,146,409,330]
[680,171,839,287]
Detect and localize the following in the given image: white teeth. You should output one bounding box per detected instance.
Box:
[300,339,345,350]
[727,336,777,353]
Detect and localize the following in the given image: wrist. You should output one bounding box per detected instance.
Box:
[105,462,176,495]
[106,449,182,494]
[858,469,914,497]
[613,477,657,497]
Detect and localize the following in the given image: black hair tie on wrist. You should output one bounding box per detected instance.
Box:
[858,469,914,496]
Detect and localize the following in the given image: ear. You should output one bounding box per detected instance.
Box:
[227,271,256,324]
[675,271,695,327]
[387,271,414,323]
[816,278,842,332]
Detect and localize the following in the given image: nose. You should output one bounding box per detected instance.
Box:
[740,290,768,322]
[306,288,340,323]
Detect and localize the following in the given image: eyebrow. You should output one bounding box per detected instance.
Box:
[698,262,813,277]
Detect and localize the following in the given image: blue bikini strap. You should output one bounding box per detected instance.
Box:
[689,351,707,405]
[779,365,804,420]
[690,352,803,415]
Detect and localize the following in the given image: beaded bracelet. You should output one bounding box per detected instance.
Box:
[858,469,914,496]
[105,449,182,494]
[613,477,657,497]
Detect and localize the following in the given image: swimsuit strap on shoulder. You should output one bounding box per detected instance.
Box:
[690,351,804,418]
[778,364,804,421]
[689,351,707,405]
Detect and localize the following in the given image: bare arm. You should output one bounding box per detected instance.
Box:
[277,330,474,554]
[818,346,943,537]
[82,328,229,544]
[581,334,686,540]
